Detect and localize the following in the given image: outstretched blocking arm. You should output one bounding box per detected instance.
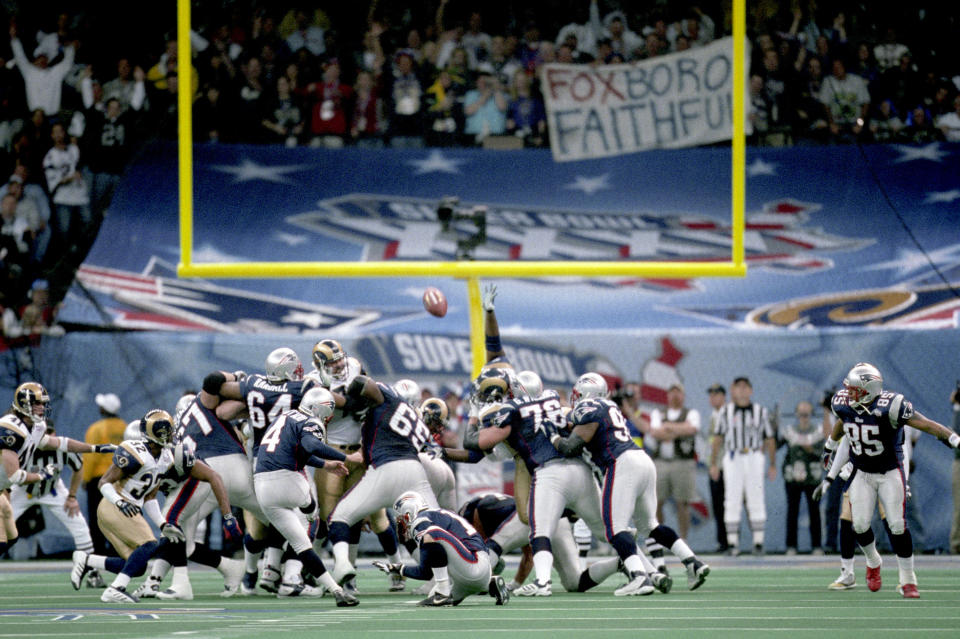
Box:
[481,284,506,363]
[907,412,960,449]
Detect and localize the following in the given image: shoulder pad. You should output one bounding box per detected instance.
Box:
[480,403,511,429]
[304,421,327,441]
[570,399,603,424]
[0,422,28,450]
[114,441,145,474]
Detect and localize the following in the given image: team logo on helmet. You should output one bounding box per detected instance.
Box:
[265,347,304,381]
[393,379,421,406]
[571,372,609,403]
[843,362,883,410]
[473,368,512,404]
[394,490,429,541]
[12,382,49,420]
[419,397,449,431]
[299,387,336,424]
[141,409,175,447]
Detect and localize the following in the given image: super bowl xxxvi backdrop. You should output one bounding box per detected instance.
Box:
[15,141,959,553]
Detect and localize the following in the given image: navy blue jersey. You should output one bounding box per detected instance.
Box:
[177,397,245,460]
[411,508,487,556]
[239,375,318,453]
[462,493,516,538]
[831,388,911,474]
[480,395,564,473]
[255,409,342,473]
[569,398,637,473]
[361,383,430,468]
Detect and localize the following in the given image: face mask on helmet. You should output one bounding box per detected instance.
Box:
[393,379,421,406]
[571,372,609,403]
[473,368,512,405]
[12,382,50,421]
[265,347,304,381]
[843,362,883,409]
[419,397,449,431]
[299,387,336,423]
[142,409,175,448]
[313,339,348,385]
[394,490,429,541]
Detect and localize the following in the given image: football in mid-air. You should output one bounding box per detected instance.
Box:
[422,287,447,317]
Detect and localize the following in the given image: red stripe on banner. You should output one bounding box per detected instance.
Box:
[682,222,718,229]
[640,385,667,404]
[619,245,629,257]
[509,244,522,259]
[383,240,399,259]
[658,337,683,366]
[772,235,815,249]
[772,202,805,213]
[117,312,212,330]
[79,266,156,284]
[746,223,787,230]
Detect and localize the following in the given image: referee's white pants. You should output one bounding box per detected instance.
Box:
[253,469,313,554]
[9,480,94,551]
[721,450,766,530]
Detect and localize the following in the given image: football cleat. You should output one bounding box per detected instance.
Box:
[651,570,673,594]
[866,565,882,592]
[489,575,510,605]
[514,579,552,597]
[240,570,258,596]
[332,561,357,586]
[86,569,106,588]
[333,588,360,607]
[417,592,455,606]
[277,581,324,597]
[686,559,710,591]
[101,586,139,603]
[157,583,194,601]
[389,573,405,592]
[70,550,91,591]
[258,565,281,594]
[133,576,162,598]
[219,558,245,597]
[828,572,856,590]
[614,572,655,596]
[897,583,919,599]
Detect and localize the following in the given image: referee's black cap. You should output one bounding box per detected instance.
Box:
[707,382,725,394]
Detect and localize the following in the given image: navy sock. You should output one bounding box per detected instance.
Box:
[328,521,351,545]
[377,527,399,556]
[890,530,913,558]
[243,533,267,554]
[649,525,680,549]
[530,536,552,555]
[839,519,856,560]
[296,549,328,578]
[610,531,638,562]
[105,556,125,574]
[122,539,161,578]
[188,544,222,568]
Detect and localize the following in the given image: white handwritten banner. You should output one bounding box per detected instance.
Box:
[542,37,751,161]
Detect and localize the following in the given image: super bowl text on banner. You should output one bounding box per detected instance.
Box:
[542,37,752,161]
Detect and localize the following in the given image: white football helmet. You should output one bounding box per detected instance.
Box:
[265,347,304,381]
[515,370,543,399]
[173,441,196,476]
[843,362,883,410]
[299,387,337,424]
[393,379,421,406]
[394,490,430,541]
[123,419,141,442]
[174,393,196,428]
[571,372,608,403]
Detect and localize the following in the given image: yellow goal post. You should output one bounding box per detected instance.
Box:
[174,0,748,375]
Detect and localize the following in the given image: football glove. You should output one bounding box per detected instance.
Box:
[812,477,832,502]
[93,443,117,454]
[222,513,243,541]
[39,463,57,482]
[161,522,186,543]
[942,433,960,449]
[232,370,248,382]
[481,284,497,311]
[116,499,142,518]
[372,560,403,576]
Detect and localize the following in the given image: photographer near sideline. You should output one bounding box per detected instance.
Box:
[951,384,960,554]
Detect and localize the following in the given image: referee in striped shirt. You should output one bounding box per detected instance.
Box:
[708,377,776,556]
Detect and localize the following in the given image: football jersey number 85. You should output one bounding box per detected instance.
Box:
[843,422,883,456]
[389,403,431,450]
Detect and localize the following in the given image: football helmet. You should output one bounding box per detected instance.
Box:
[123,420,141,442]
[394,379,421,406]
[515,370,543,399]
[173,441,196,476]
[173,393,196,428]
[843,362,883,409]
[473,367,512,405]
[419,397,449,432]
[12,382,49,420]
[313,339,348,385]
[141,409,175,448]
[299,387,336,424]
[394,490,430,541]
[571,372,608,403]
[265,347,304,382]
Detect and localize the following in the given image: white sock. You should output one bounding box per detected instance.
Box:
[860,541,882,569]
[670,539,695,562]
[318,571,338,592]
[896,555,916,585]
[151,557,171,579]
[532,550,553,584]
[283,559,303,584]
[432,566,451,596]
[332,541,350,567]
[87,554,107,570]
[623,554,644,575]
[112,573,131,589]
[636,549,657,573]
[171,566,190,589]
[244,547,260,574]
[387,552,402,565]
[348,543,359,565]
[263,547,283,570]
[588,557,622,584]
[840,557,854,574]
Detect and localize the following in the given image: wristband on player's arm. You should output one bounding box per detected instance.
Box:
[100,482,123,506]
[143,499,164,528]
[943,432,960,449]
